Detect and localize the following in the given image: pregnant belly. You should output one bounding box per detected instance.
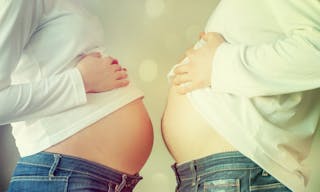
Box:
[162,86,235,163]
[46,98,153,175]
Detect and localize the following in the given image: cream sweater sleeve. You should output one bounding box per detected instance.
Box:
[0,0,87,125]
[210,0,320,97]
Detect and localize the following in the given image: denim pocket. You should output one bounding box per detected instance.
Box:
[203,178,240,192]
[9,176,68,192]
[249,168,291,192]
[250,180,290,192]
[250,183,290,192]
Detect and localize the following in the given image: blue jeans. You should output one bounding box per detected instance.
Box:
[172,151,292,192]
[8,152,142,192]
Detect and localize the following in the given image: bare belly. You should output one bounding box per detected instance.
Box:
[46,98,153,175]
[162,86,235,163]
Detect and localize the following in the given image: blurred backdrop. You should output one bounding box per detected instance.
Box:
[0,0,219,191]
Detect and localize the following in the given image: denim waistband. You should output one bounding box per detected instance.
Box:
[172,151,259,182]
[18,152,142,186]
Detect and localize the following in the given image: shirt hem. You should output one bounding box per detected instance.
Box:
[15,89,143,157]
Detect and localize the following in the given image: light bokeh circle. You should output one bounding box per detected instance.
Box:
[145,0,166,18]
[139,59,159,82]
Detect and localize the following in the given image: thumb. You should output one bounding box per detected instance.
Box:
[87,52,102,58]
[199,32,206,39]
[79,52,102,60]
[201,32,219,42]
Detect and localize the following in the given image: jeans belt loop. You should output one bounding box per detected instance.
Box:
[49,154,61,180]
[115,174,127,192]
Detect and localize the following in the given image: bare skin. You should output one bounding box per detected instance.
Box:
[46,54,154,175]
[162,85,235,163]
[46,98,153,174]
[162,32,235,163]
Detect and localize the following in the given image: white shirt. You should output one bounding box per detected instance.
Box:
[169,0,320,191]
[0,0,143,156]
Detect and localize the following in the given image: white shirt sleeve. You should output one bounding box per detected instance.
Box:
[0,0,87,125]
[210,0,320,97]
